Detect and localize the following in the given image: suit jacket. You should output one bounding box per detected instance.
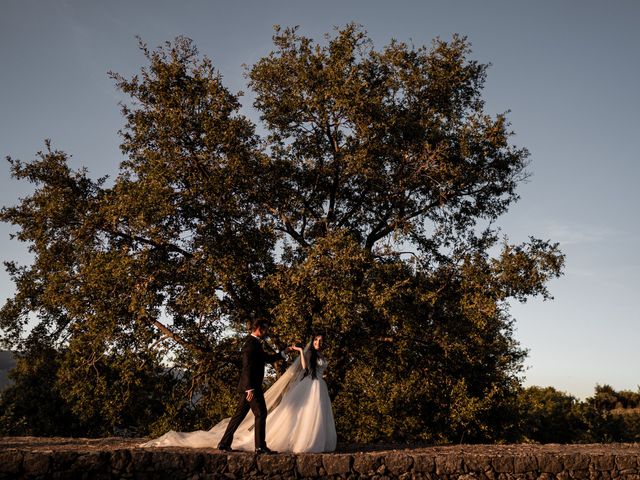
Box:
[237,335,283,393]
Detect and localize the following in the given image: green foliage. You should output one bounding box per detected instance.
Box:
[1,26,564,441]
[515,385,640,444]
[516,386,585,443]
[576,385,640,443]
[0,338,79,435]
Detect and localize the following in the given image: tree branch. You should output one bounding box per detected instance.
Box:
[365,199,441,250]
[106,228,194,258]
[268,207,309,247]
[325,120,340,227]
[144,316,207,355]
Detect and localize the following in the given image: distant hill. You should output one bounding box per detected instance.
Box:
[0,351,16,391]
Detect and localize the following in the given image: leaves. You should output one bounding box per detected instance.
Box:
[0,27,564,441]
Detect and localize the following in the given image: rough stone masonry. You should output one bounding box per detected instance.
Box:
[2,437,640,479]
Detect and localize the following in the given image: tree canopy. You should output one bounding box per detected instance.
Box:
[0,25,563,442]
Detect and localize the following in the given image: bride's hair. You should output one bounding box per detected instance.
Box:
[303,334,323,380]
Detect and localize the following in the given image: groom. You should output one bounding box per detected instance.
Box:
[218,318,289,454]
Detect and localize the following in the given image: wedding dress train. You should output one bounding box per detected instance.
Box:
[140,346,337,453]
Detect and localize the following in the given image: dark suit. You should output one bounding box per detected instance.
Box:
[218,335,283,449]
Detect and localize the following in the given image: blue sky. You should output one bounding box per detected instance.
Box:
[1,0,639,399]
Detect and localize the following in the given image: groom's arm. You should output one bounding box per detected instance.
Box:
[263,349,286,364]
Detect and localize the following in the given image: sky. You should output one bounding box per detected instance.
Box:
[1,0,639,400]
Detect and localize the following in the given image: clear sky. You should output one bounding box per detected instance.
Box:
[1,0,639,400]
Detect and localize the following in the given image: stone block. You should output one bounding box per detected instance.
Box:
[148,450,184,473]
[110,449,131,472]
[130,449,154,472]
[492,455,514,473]
[616,454,638,470]
[592,454,615,471]
[385,454,414,475]
[353,453,381,474]
[412,454,435,473]
[256,454,295,474]
[130,474,157,480]
[296,454,322,477]
[202,453,227,473]
[51,450,79,473]
[411,473,434,480]
[590,470,611,480]
[22,451,51,476]
[620,469,640,476]
[481,469,497,480]
[497,474,528,480]
[435,454,463,474]
[537,454,563,474]
[513,455,537,473]
[564,453,590,471]
[184,452,205,472]
[226,453,256,475]
[322,454,352,475]
[51,471,86,480]
[570,469,590,479]
[464,454,492,473]
[0,450,22,475]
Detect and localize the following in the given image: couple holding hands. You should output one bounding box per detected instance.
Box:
[143,318,337,453]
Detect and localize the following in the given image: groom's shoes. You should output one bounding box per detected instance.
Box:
[217,445,235,452]
[255,446,277,455]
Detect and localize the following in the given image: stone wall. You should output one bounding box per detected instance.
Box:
[2,437,640,479]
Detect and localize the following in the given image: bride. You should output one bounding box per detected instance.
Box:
[140,334,337,453]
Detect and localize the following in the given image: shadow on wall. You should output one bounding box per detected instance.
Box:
[0,351,16,391]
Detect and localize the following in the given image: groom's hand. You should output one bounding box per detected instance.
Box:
[246,389,254,402]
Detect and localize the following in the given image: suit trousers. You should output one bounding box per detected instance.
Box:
[218,390,267,449]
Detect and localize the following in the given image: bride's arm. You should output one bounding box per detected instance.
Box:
[291,345,307,370]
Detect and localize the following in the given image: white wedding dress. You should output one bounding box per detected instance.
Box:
[140,346,337,453]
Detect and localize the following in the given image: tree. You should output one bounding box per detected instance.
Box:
[516,386,585,443]
[0,337,78,436]
[0,25,564,441]
[575,385,640,443]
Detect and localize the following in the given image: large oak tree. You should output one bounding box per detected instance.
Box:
[0,25,563,442]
